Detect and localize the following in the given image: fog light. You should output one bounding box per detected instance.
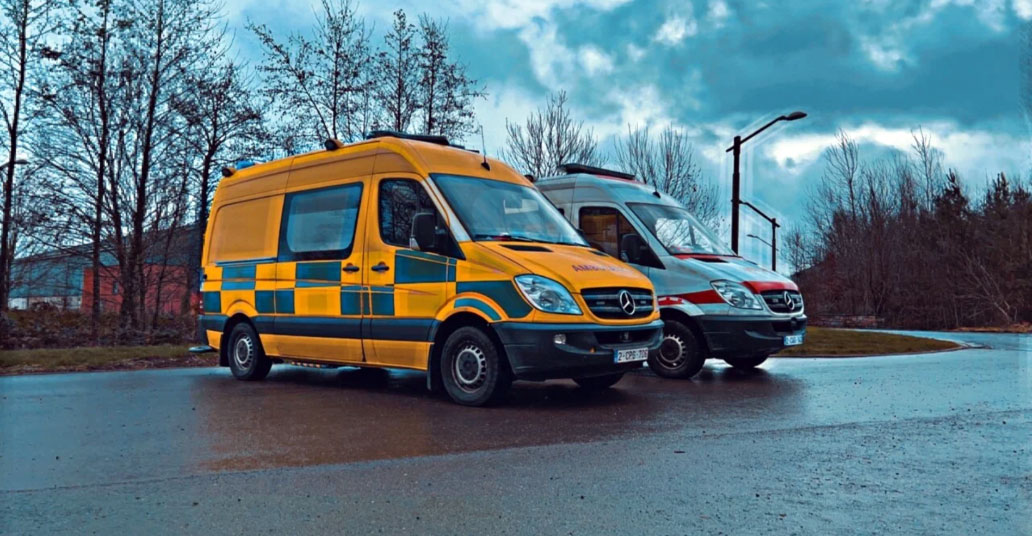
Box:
[553,333,566,345]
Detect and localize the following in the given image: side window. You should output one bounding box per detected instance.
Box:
[379,179,438,248]
[579,206,641,261]
[279,183,363,261]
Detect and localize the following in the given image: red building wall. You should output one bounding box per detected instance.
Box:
[82,264,192,315]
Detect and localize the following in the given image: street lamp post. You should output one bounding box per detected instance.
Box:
[726,111,806,254]
[741,202,779,271]
[746,233,771,247]
[0,158,28,171]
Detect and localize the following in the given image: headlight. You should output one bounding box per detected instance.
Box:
[711,281,762,310]
[514,275,582,315]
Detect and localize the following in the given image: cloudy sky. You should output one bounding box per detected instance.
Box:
[226,0,1030,266]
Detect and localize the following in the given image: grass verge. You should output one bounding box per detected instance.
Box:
[953,323,1032,333]
[0,344,215,375]
[0,326,964,374]
[777,327,959,357]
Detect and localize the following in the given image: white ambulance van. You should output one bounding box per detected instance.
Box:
[538,164,806,379]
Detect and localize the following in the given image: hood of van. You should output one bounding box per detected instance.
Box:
[473,242,653,293]
[672,254,798,293]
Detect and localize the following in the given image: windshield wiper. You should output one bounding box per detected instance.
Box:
[473,233,553,244]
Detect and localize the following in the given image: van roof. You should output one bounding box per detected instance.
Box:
[536,172,680,207]
[214,135,527,203]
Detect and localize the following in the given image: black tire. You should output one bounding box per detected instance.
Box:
[440,326,512,406]
[227,322,272,381]
[647,320,706,379]
[723,355,769,370]
[573,372,625,390]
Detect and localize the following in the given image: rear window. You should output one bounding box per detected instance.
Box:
[207,197,282,263]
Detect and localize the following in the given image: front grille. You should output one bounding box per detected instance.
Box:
[771,317,807,334]
[595,328,656,346]
[761,290,804,314]
[581,287,654,319]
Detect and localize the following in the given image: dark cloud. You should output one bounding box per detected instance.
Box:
[226,0,1031,232]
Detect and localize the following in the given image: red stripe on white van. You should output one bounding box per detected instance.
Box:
[742,280,799,293]
[660,290,724,306]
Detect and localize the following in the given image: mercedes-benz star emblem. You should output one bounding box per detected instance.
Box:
[618,290,636,316]
[783,291,795,310]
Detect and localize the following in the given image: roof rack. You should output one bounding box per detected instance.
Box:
[558,163,636,181]
[366,130,450,146]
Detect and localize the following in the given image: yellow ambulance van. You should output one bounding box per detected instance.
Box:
[193,132,663,406]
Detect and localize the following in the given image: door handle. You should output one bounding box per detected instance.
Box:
[371,262,390,272]
[342,263,360,273]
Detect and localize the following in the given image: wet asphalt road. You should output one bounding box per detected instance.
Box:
[1,331,1029,535]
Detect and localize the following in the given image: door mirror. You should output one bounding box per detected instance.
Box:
[620,233,648,264]
[411,212,437,251]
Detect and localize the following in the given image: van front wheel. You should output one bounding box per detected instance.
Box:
[647,320,705,379]
[440,327,512,406]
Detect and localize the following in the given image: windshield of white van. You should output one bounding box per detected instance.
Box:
[433,174,588,246]
[628,203,733,256]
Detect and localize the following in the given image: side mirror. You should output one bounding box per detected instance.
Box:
[411,212,437,251]
[620,233,648,265]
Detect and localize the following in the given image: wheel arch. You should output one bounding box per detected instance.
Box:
[428,312,508,391]
[659,307,709,355]
[219,313,257,367]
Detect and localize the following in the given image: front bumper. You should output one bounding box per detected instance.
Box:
[697,314,807,358]
[494,320,664,381]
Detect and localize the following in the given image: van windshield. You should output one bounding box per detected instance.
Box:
[628,203,733,256]
[433,174,588,246]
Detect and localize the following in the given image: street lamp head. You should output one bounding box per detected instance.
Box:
[783,111,807,121]
[14,158,28,165]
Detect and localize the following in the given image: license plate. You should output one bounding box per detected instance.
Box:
[615,347,649,363]
[784,334,804,346]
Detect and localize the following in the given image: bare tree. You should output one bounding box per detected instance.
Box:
[249,0,372,152]
[106,0,220,329]
[0,0,52,312]
[911,127,944,210]
[614,124,719,225]
[32,0,123,341]
[783,227,813,274]
[415,15,483,139]
[375,10,419,133]
[176,58,265,296]
[504,90,602,178]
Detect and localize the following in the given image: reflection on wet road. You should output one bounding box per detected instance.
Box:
[2,363,807,486]
[1,332,1029,534]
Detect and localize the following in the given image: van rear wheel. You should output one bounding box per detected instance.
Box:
[227,322,272,381]
[440,326,512,406]
[647,320,705,379]
[724,355,768,369]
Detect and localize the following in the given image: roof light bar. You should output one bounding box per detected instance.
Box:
[558,163,636,181]
[366,130,450,146]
